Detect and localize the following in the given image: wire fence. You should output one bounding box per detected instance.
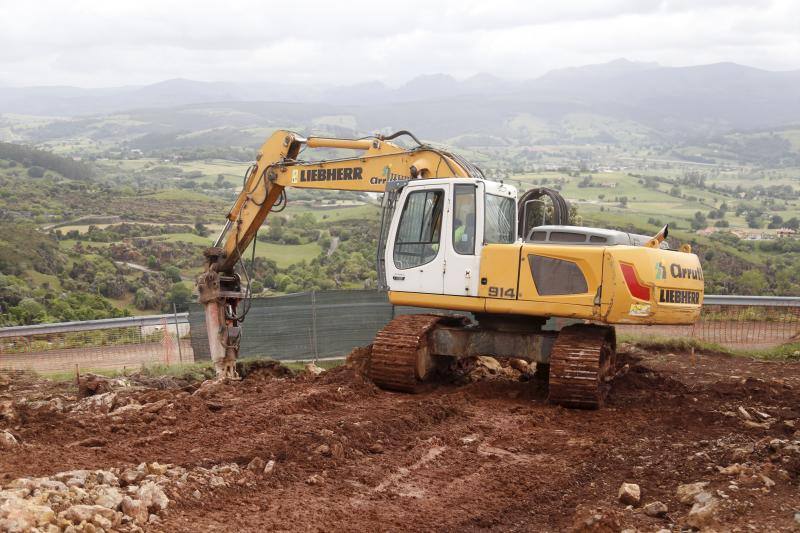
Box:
[0,314,192,374]
[1,292,798,374]
[618,297,800,350]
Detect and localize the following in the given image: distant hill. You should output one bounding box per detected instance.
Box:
[2,59,800,149]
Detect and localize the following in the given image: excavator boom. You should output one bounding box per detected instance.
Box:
[211,130,477,273]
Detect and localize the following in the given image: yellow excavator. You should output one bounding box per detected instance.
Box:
[197,130,704,408]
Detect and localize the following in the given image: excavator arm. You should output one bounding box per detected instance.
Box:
[197,129,479,377]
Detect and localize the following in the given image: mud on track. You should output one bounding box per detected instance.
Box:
[1,348,799,532]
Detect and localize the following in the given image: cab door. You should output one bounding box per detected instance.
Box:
[385,183,446,294]
[443,182,483,296]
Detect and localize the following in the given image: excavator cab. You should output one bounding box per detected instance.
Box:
[381,178,516,297]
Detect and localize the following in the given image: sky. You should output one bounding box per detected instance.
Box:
[0,0,798,88]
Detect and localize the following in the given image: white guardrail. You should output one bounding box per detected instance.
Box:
[0,313,189,339]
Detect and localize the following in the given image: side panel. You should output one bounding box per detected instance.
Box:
[516,244,604,319]
[478,244,521,297]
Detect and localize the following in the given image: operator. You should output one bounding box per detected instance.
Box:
[454,213,475,254]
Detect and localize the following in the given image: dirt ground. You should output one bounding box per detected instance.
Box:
[1,346,799,532]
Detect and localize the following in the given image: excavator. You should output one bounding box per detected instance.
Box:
[197,130,704,408]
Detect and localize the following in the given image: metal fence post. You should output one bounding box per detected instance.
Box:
[173,303,183,363]
[311,290,319,361]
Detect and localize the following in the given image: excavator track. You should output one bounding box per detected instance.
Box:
[369,314,455,393]
[548,324,617,409]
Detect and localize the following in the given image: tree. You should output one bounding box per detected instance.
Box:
[134,287,157,310]
[767,215,784,229]
[194,221,209,237]
[27,166,45,178]
[691,211,707,230]
[746,212,762,229]
[12,298,47,324]
[738,270,768,295]
[164,265,182,282]
[165,283,192,312]
[249,280,264,294]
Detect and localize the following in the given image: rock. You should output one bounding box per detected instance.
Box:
[475,356,502,373]
[92,512,113,530]
[77,374,113,398]
[247,457,266,472]
[209,476,226,488]
[304,362,325,375]
[368,442,384,454]
[136,482,169,512]
[717,463,745,475]
[120,468,145,485]
[10,478,68,493]
[315,444,331,456]
[149,513,160,523]
[0,497,56,531]
[93,486,123,510]
[617,482,641,505]
[192,490,202,499]
[263,460,276,475]
[737,406,753,421]
[142,399,169,414]
[305,474,324,485]
[0,401,17,424]
[120,496,148,525]
[686,498,720,529]
[759,474,775,488]
[508,358,530,373]
[59,504,120,527]
[146,462,169,476]
[67,437,106,448]
[0,430,18,448]
[753,409,771,421]
[460,434,480,445]
[743,420,770,429]
[0,489,31,500]
[643,500,668,517]
[694,490,714,505]
[676,481,709,504]
[330,441,345,460]
[794,511,800,525]
[112,403,143,415]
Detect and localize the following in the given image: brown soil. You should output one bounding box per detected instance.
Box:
[1,346,799,532]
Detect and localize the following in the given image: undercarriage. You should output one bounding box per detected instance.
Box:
[366,313,618,409]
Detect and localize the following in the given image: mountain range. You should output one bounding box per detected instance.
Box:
[2,59,799,147]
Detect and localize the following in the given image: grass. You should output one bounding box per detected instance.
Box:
[292,203,379,222]
[620,334,800,361]
[248,241,323,267]
[41,357,345,382]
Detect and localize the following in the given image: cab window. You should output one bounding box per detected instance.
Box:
[393,189,444,269]
[484,194,515,244]
[452,184,476,255]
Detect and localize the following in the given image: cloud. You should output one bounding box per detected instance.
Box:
[0,0,797,87]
